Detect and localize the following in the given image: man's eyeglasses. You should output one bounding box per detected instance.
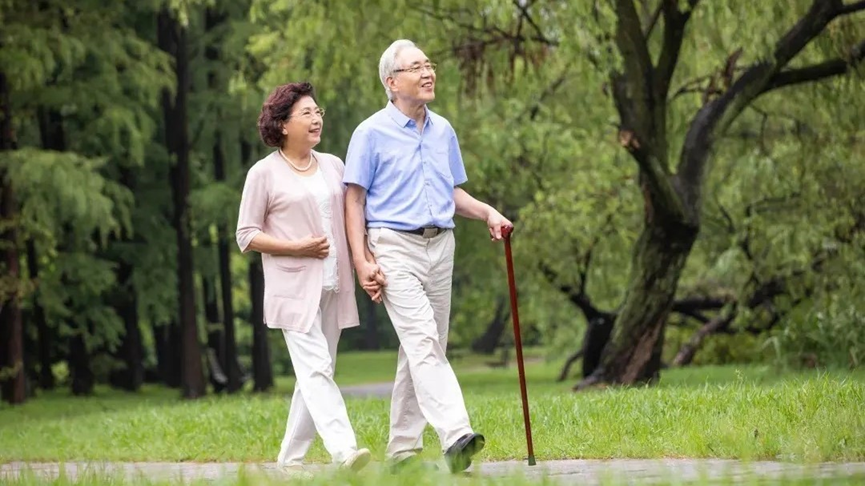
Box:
[393,63,437,75]
[290,108,326,120]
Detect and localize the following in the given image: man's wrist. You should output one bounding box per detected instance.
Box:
[483,203,495,221]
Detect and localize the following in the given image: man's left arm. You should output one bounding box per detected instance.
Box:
[447,127,512,240]
[454,188,511,241]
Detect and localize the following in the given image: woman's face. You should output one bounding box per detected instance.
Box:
[281,95,324,149]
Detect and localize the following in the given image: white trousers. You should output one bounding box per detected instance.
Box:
[367,228,474,458]
[277,289,357,465]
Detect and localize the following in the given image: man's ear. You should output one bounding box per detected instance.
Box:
[386,76,399,95]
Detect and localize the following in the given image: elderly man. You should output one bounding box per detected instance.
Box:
[343,39,512,473]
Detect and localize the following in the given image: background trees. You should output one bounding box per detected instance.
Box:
[2,0,862,404]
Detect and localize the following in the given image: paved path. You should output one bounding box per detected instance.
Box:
[340,381,393,398]
[4,459,865,484]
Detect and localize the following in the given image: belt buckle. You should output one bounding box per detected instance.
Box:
[422,227,438,238]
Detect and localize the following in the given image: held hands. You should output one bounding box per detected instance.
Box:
[486,209,514,241]
[357,260,387,304]
[294,236,330,259]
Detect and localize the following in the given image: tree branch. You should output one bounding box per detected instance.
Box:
[643,4,663,38]
[840,1,865,15]
[655,0,695,103]
[540,264,614,323]
[761,39,865,94]
[613,0,688,222]
[672,296,730,312]
[557,349,585,382]
[671,314,735,366]
[676,0,846,218]
[512,0,554,46]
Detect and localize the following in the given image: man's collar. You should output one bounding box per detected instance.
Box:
[385,101,433,127]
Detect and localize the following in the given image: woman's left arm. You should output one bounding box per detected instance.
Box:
[236,165,269,253]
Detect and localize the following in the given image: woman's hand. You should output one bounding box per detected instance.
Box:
[356,260,386,303]
[291,236,330,259]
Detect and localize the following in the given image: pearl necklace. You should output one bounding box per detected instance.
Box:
[279,149,314,172]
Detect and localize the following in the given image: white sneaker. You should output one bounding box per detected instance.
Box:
[278,464,314,480]
[340,448,372,472]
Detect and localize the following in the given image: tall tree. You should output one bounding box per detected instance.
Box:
[577,0,865,388]
[25,239,53,389]
[158,6,206,399]
[205,5,242,393]
[248,252,272,391]
[0,70,25,405]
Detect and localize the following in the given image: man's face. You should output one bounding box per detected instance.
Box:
[388,47,436,104]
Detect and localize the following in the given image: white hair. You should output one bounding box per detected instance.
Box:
[379,39,417,101]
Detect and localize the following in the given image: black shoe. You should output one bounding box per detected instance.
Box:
[444,433,485,473]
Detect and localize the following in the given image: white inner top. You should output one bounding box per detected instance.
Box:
[301,167,338,290]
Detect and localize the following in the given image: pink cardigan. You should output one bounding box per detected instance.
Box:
[236,150,359,332]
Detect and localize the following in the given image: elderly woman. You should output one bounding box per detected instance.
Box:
[236,82,373,477]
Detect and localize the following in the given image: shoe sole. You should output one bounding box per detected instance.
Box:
[344,449,372,472]
[448,435,485,473]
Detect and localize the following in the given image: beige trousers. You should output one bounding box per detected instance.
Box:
[277,289,358,465]
[367,227,474,458]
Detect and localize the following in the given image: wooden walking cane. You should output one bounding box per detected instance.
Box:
[502,226,536,466]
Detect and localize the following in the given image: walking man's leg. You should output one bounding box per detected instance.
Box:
[371,228,483,472]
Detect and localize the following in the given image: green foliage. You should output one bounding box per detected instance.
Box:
[2,0,864,404]
[2,149,130,244]
[769,273,865,369]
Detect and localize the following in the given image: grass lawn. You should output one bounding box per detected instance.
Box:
[7,468,865,486]
[5,467,865,486]
[1,351,863,465]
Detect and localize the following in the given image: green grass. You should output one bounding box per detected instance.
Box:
[1,352,864,465]
[5,467,865,486]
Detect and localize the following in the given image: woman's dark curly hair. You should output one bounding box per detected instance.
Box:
[257,82,317,147]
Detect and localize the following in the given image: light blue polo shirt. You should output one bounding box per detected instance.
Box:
[343,102,468,231]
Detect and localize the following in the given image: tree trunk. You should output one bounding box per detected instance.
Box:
[0,183,24,404]
[108,168,143,391]
[578,219,697,389]
[158,8,205,399]
[471,296,509,354]
[26,239,54,390]
[69,331,94,396]
[109,260,143,391]
[205,4,242,394]
[202,276,226,392]
[0,70,25,405]
[218,216,242,392]
[249,254,273,391]
[215,144,242,393]
[581,316,615,378]
[153,322,181,388]
[240,139,272,391]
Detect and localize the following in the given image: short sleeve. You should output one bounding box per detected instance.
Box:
[235,164,269,253]
[343,127,375,189]
[449,127,468,186]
